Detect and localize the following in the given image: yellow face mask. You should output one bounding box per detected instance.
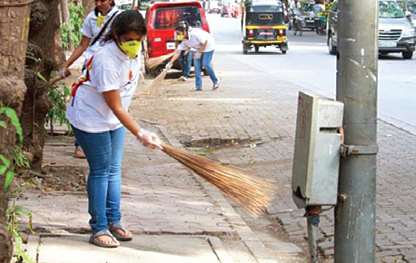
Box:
[176,32,185,41]
[96,15,105,27]
[119,40,142,59]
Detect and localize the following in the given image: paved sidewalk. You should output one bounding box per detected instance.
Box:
[17,41,416,263]
[132,48,416,263]
[17,78,304,262]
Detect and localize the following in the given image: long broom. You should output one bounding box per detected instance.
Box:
[146,55,178,95]
[160,143,273,215]
[146,52,175,70]
[146,67,169,96]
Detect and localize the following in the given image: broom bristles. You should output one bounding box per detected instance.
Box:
[146,68,169,96]
[161,143,273,215]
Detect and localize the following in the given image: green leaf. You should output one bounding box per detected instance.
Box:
[6,203,35,263]
[63,86,71,96]
[13,230,35,263]
[20,250,35,263]
[0,154,11,175]
[4,170,14,191]
[0,107,23,143]
[13,147,30,169]
[28,212,34,233]
[36,72,47,82]
[0,120,6,128]
[13,205,28,215]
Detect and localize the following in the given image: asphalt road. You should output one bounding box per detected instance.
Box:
[209,15,416,134]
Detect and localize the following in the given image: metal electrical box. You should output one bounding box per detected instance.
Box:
[292,92,344,209]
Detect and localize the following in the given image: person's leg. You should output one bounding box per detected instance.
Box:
[201,51,218,85]
[105,127,132,241]
[73,127,120,247]
[73,127,112,234]
[184,51,192,77]
[182,52,191,78]
[194,54,202,91]
[179,51,186,76]
[106,127,125,226]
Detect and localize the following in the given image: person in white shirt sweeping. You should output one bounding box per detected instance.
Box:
[169,22,220,91]
[66,10,161,248]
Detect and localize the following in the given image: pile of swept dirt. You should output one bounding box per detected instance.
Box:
[20,165,87,193]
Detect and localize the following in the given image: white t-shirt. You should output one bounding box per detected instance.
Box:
[178,27,215,52]
[81,7,120,61]
[66,41,141,133]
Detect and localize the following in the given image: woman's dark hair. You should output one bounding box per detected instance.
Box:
[104,10,147,42]
[95,1,116,15]
[175,21,189,33]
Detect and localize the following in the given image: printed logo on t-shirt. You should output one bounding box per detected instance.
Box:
[96,15,105,27]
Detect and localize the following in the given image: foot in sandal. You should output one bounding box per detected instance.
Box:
[89,230,120,248]
[109,224,133,241]
[73,146,86,159]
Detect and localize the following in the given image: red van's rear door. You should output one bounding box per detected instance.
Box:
[147,3,207,58]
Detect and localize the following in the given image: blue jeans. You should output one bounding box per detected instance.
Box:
[194,50,218,90]
[72,126,126,233]
[180,51,192,78]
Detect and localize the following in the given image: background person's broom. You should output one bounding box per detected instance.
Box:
[146,66,170,95]
[146,52,175,70]
[146,56,178,95]
[160,143,273,215]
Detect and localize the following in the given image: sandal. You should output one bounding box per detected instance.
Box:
[89,230,120,248]
[109,224,133,241]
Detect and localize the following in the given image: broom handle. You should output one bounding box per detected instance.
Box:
[159,142,168,151]
[147,52,176,70]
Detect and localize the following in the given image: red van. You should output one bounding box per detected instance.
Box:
[144,1,210,73]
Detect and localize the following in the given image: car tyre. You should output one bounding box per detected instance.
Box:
[254,45,259,53]
[328,34,336,55]
[402,51,413,59]
[243,44,248,54]
[280,43,288,54]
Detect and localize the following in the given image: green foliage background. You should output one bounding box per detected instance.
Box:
[60,3,84,49]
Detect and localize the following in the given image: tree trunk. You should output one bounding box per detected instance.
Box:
[21,0,65,171]
[0,1,32,262]
[60,0,69,23]
[82,0,94,15]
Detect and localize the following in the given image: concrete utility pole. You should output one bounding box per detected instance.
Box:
[334,0,378,262]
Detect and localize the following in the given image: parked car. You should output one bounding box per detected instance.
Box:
[327,0,415,59]
[288,4,317,32]
[144,1,210,74]
[221,4,232,17]
[116,0,134,10]
[208,0,221,14]
[397,0,416,27]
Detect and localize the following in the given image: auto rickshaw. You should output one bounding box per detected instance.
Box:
[242,0,288,54]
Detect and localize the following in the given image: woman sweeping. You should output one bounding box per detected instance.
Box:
[168,22,220,91]
[66,10,161,248]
